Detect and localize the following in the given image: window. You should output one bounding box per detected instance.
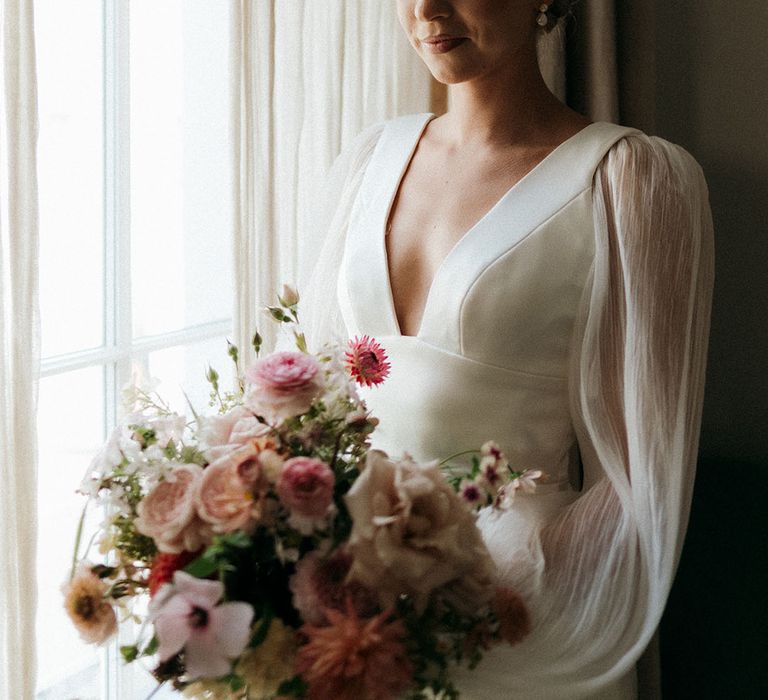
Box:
[35,1,236,696]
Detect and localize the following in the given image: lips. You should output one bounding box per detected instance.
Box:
[420,35,468,54]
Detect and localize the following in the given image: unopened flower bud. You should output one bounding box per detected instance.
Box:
[278,283,299,308]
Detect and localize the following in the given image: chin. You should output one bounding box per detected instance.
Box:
[422,58,479,86]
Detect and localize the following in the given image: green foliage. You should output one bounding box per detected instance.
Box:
[183,531,253,582]
[120,645,139,663]
[276,675,308,698]
[111,512,157,564]
[248,610,274,648]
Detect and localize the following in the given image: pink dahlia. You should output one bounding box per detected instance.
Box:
[296,601,413,700]
[344,335,390,387]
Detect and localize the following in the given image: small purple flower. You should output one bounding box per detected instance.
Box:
[150,571,254,679]
[459,479,484,506]
[480,460,502,490]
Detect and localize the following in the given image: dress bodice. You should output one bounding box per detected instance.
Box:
[307,110,714,699]
[338,114,638,488]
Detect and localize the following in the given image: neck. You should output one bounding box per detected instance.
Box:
[437,45,572,148]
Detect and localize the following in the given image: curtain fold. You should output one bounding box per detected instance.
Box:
[232,0,431,360]
[0,0,40,698]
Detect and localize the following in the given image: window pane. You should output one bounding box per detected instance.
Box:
[36,367,104,697]
[140,335,235,417]
[130,0,235,339]
[35,0,104,358]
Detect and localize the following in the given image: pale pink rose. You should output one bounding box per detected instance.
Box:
[135,464,212,554]
[197,406,270,462]
[345,450,496,613]
[276,457,334,532]
[197,443,265,533]
[244,351,322,423]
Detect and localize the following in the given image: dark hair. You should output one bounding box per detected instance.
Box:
[547,0,579,25]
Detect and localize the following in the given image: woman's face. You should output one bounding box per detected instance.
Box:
[395,0,537,84]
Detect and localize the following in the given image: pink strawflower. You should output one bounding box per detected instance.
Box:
[276,457,335,533]
[296,601,413,700]
[244,351,322,423]
[150,571,254,680]
[344,335,390,387]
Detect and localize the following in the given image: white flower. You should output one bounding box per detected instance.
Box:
[150,572,253,680]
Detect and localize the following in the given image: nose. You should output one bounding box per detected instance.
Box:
[413,0,451,21]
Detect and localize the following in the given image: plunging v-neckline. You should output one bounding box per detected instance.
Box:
[382,114,597,339]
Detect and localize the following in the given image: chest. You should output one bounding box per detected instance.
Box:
[385,144,553,336]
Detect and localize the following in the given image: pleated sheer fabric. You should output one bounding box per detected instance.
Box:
[0,0,40,697]
[301,129,714,698]
[233,0,430,359]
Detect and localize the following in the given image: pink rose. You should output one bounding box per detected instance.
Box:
[244,351,322,423]
[276,457,334,532]
[135,464,212,554]
[197,443,265,534]
[198,406,269,460]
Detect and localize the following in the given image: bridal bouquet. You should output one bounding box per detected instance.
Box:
[64,287,539,700]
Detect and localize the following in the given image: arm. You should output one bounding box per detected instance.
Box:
[538,134,714,691]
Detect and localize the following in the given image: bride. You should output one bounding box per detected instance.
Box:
[301,1,714,698]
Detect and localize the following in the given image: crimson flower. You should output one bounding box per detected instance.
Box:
[344,335,390,387]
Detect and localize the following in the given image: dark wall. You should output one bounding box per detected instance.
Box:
[621,3,768,697]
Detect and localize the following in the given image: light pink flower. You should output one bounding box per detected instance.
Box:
[135,464,212,554]
[197,406,269,460]
[497,469,544,509]
[244,351,322,423]
[197,443,265,534]
[344,335,390,387]
[276,457,334,533]
[151,571,254,680]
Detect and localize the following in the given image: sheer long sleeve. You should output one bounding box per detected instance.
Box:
[459,134,714,699]
[548,134,714,694]
[292,123,385,352]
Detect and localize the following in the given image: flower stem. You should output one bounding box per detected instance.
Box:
[438,449,479,466]
[70,501,88,580]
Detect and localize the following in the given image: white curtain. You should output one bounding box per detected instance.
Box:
[232,0,432,359]
[0,0,39,698]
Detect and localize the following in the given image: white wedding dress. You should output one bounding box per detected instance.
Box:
[300,113,714,699]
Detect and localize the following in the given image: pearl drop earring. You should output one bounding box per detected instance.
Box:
[537,3,551,28]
